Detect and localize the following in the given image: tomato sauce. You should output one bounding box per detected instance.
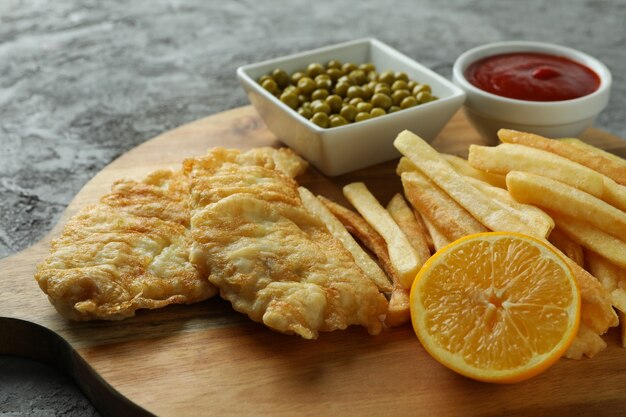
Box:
[465,52,600,101]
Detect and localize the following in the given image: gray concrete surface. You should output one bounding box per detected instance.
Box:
[1,0,625,415]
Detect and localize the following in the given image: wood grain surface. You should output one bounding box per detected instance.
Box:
[2,106,626,417]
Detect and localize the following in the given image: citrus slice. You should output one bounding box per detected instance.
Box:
[410,232,580,383]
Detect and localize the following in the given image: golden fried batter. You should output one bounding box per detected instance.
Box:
[35,169,216,320]
[186,149,388,339]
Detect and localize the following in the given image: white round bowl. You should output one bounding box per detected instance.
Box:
[452,41,611,142]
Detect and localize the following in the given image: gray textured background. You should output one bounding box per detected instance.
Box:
[1,0,625,415]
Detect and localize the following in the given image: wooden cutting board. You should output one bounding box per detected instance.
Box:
[2,106,626,417]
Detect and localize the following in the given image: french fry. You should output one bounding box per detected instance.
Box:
[298,187,392,292]
[310,192,413,326]
[561,137,626,165]
[394,131,538,237]
[498,129,626,186]
[464,176,554,238]
[601,178,626,213]
[412,209,434,253]
[322,193,415,327]
[442,154,507,189]
[343,182,422,290]
[386,287,411,328]
[397,154,554,236]
[384,195,435,327]
[585,250,626,312]
[386,193,431,265]
[584,250,626,349]
[562,254,619,335]
[564,323,607,359]
[469,143,626,212]
[318,196,398,285]
[402,153,508,190]
[401,171,488,241]
[548,227,584,267]
[420,214,452,251]
[396,156,418,176]
[507,171,626,241]
[564,252,617,359]
[549,211,626,270]
[558,139,626,212]
[468,143,605,196]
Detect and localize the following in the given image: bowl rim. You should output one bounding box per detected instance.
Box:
[237,37,466,133]
[452,40,612,107]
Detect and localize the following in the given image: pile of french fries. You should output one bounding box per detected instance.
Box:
[300,127,626,360]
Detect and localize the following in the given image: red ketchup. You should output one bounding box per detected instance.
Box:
[465,52,600,101]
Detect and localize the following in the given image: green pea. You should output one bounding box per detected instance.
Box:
[362,85,374,100]
[310,112,329,128]
[371,93,392,110]
[374,83,391,96]
[311,100,331,115]
[258,74,272,84]
[340,105,358,122]
[280,91,299,109]
[297,77,316,95]
[291,71,305,84]
[391,80,409,92]
[337,75,355,86]
[272,68,290,88]
[400,96,418,109]
[327,59,342,69]
[283,85,299,95]
[412,84,432,95]
[370,107,386,117]
[349,69,367,85]
[359,63,376,73]
[342,62,357,74]
[356,102,373,113]
[315,76,332,90]
[407,80,418,91]
[298,107,312,119]
[311,88,329,101]
[261,78,279,95]
[416,91,433,104]
[388,105,401,113]
[326,68,344,81]
[392,89,411,106]
[395,71,409,82]
[346,85,363,99]
[378,70,395,85]
[367,70,379,81]
[348,97,363,106]
[354,112,372,122]
[329,114,349,127]
[334,82,350,97]
[307,63,325,78]
[325,94,343,113]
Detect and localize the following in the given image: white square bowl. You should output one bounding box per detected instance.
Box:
[237,38,466,176]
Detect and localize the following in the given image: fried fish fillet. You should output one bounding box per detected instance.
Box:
[35,147,309,321]
[35,169,216,320]
[185,148,388,339]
